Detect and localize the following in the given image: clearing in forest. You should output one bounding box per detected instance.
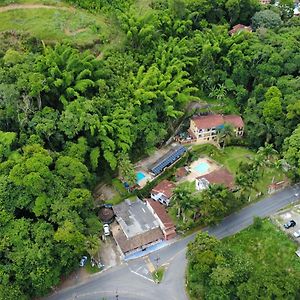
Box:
[0,2,124,51]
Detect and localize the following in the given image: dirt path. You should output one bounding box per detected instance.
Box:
[0,4,72,13]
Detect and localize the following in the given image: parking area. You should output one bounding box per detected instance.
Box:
[272,204,300,241]
[100,235,122,269]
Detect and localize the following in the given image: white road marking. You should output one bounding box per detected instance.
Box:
[129,268,154,282]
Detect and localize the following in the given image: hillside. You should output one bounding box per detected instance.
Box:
[0,1,124,51]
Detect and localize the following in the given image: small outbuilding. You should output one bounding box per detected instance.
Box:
[229,24,252,35]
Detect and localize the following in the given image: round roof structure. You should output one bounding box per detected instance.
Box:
[98,207,114,223]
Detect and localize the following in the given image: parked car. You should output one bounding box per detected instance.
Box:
[284,220,296,229]
[103,224,110,236]
[293,230,300,238]
[79,256,88,267]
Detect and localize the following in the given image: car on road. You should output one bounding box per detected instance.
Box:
[293,230,300,238]
[284,220,296,229]
[79,256,88,267]
[103,224,110,236]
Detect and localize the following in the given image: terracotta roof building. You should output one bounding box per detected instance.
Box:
[175,166,189,181]
[268,181,287,194]
[260,0,271,4]
[195,168,234,191]
[151,179,176,206]
[112,226,163,255]
[189,114,244,143]
[146,199,176,240]
[229,24,252,35]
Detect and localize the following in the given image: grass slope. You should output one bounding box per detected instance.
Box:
[0,2,124,51]
[224,220,300,274]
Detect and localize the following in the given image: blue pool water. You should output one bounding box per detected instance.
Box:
[136,172,146,183]
[194,162,210,174]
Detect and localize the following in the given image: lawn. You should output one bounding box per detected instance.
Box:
[223,219,300,273]
[0,0,68,6]
[192,144,254,174]
[0,3,124,51]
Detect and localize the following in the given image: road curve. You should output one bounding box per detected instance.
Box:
[47,184,300,300]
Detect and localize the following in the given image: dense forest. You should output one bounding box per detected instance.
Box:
[0,0,299,298]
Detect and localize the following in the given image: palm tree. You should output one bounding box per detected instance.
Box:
[217,123,235,149]
[257,143,278,166]
[172,182,195,222]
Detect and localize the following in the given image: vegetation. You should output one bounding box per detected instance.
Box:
[187,220,300,300]
[0,0,299,298]
[152,266,165,283]
[0,6,122,51]
[170,144,285,230]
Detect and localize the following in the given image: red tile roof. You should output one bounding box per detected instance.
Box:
[152,180,176,199]
[192,115,224,129]
[229,24,252,35]
[175,167,188,178]
[112,226,163,254]
[197,168,234,189]
[192,114,244,130]
[146,199,175,230]
[223,115,244,128]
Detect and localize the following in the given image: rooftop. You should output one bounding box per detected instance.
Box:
[197,168,234,189]
[112,225,163,254]
[192,114,244,130]
[113,198,159,238]
[229,24,252,35]
[146,199,175,230]
[223,115,244,128]
[149,145,187,176]
[152,179,176,199]
[175,166,188,178]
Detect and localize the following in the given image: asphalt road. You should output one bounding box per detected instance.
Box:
[47,184,300,300]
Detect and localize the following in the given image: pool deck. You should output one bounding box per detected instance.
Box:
[135,169,152,188]
[184,157,219,182]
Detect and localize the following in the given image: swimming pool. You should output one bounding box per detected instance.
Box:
[193,162,210,174]
[136,172,146,183]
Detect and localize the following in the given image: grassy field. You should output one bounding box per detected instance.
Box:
[0,0,68,6]
[0,2,125,51]
[224,219,300,273]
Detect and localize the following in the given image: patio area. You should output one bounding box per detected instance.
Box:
[184,157,219,182]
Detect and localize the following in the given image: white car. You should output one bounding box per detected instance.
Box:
[103,224,110,236]
[293,230,300,238]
